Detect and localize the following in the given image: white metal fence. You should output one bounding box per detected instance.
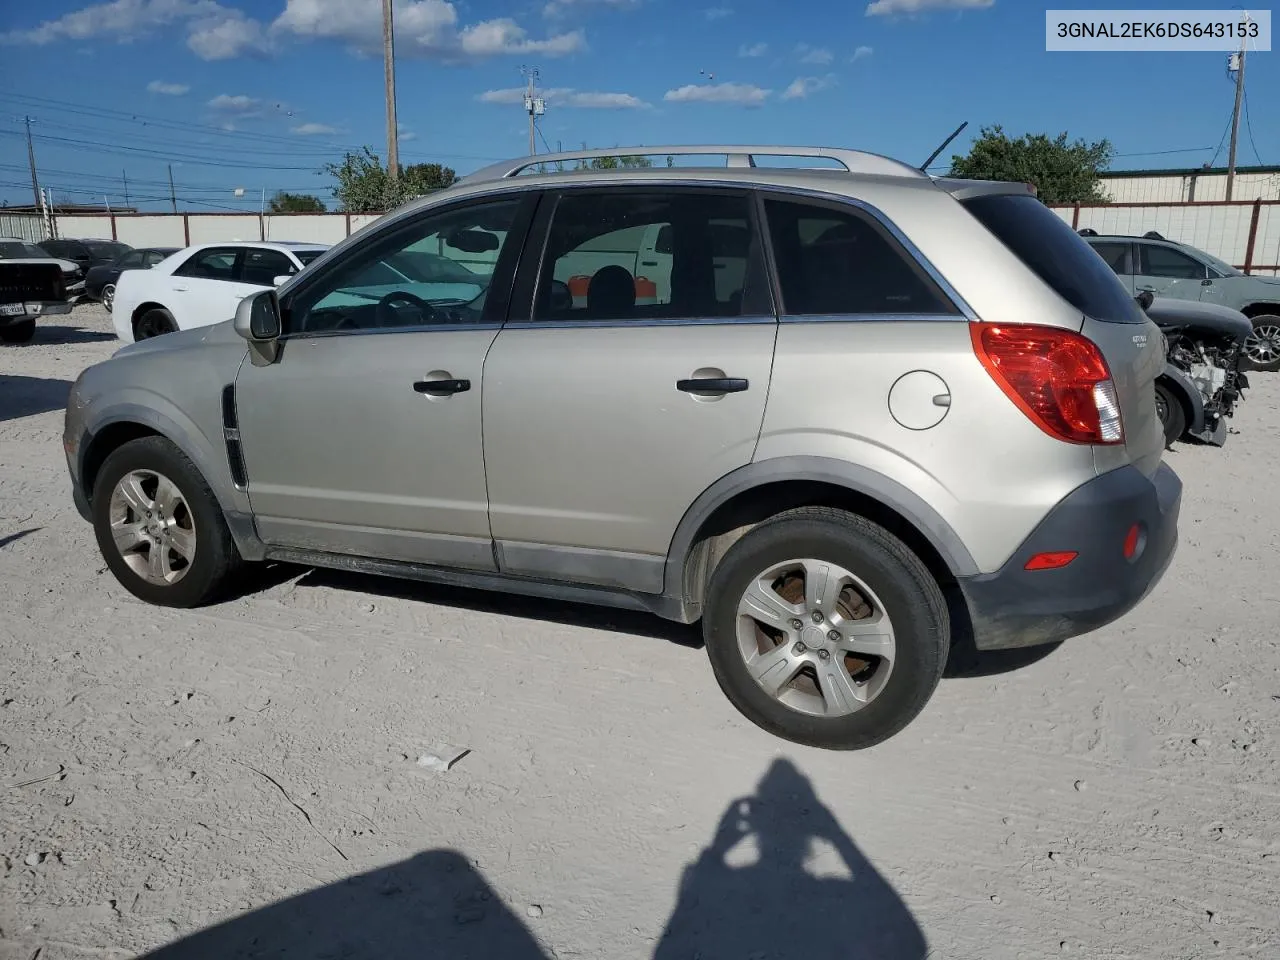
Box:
[37,200,1280,278]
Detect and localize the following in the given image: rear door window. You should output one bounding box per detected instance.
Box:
[1088,241,1132,276]
[963,193,1144,323]
[762,197,959,316]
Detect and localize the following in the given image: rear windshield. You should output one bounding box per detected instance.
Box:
[962,193,1144,324]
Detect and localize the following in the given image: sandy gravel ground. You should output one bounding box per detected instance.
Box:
[2,305,1278,960]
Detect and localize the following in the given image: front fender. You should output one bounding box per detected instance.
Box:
[81,393,264,560]
[1158,364,1206,435]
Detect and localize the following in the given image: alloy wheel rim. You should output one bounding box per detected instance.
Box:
[735,558,896,718]
[102,284,115,311]
[1245,323,1280,364]
[108,469,197,585]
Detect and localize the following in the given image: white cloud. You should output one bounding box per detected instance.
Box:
[704,6,732,19]
[866,0,993,16]
[2,0,580,62]
[738,41,767,57]
[544,0,639,17]
[274,0,583,60]
[291,122,339,135]
[781,75,836,100]
[208,93,260,113]
[851,44,874,61]
[458,18,584,56]
[0,0,220,45]
[664,82,770,106]
[147,79,189,95]
[478,86,647,109]
[187,12,269,59]
[796,43,833,65]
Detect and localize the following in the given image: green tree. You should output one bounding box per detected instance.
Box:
[948,125,1114,204]
[268,191,327,214]
[587,154,655,170]
[324,147,458,213]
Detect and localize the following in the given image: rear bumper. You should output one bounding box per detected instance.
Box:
[958,462,1181,651]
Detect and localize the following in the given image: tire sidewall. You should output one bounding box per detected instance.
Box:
[0,320,36,344]
[1154,381,1187,446]
[703,517,948,750]
[135,309,176,341]
[91,438,229,607]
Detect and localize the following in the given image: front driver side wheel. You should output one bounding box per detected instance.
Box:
[91,436,239,607]
[702,507,950,750]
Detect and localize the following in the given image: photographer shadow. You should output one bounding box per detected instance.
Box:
[654,757,928,960]
[132,760,924,960]
[137,848,549,960]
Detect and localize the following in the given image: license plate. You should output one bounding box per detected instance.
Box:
[0,303,24,316]
[24,303,43,314]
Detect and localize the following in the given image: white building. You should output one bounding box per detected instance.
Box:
[1099,165,1280,204]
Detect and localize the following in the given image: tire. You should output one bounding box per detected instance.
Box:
[91,436,239,608]
[101,283,116,312]
[1242,314,1280,373]
[134,307,177,340]
[702,507,949,750]
[0,320,36,344]
[1154,381,1187,447]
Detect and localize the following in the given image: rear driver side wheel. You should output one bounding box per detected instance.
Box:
[1243,315,1280,373]
[134,307,177,340]
[702,507,950,750]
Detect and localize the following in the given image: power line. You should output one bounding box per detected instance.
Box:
[1242,88,1265,166]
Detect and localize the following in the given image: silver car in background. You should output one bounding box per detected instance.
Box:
[63,145,1180,750]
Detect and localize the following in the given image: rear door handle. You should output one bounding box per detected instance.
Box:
[172,285,189,292]
[413,378,471,396]
[676,377,749,394]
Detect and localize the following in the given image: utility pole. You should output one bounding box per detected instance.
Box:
[1225,16,1249,202]
[24,116,41,210]
[521,65,544,156]
[122,170,130,208]
[167,164,178,213]
[382,0,399,179]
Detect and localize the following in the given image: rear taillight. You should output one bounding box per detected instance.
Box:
[970,322,1124,446]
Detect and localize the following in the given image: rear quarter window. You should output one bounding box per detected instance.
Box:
[963,194,1145,324]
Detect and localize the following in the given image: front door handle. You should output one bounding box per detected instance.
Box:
[413,378,471,396]
[676,377,749,394]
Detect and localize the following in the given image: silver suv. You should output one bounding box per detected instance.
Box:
[63,145,1181,750]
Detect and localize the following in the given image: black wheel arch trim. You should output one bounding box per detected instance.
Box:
[1157,364,1205,435]
[662,455,981,599]
[77,404,266,562]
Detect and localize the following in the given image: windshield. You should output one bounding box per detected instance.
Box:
[0,240,48,259]
[963,193,1146,324]
[294,250,327,266]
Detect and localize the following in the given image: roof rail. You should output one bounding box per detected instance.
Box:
[457,145,927,185]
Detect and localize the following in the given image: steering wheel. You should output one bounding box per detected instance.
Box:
[375,290,439,327]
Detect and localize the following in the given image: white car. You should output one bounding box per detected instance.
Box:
[111,241,329,342]
[0,236,85,298]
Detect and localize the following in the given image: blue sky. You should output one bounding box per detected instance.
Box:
[0,0,1274,211]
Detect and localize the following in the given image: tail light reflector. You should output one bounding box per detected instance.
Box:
[1024,551,1078,571]
[971,322,1124,445]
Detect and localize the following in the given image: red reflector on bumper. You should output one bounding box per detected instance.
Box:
[1024,551,1078,571]
[1123,524,1140,560]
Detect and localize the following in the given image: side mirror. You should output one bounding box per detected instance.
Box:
[273,274,292,287]
[234,288,281,342]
